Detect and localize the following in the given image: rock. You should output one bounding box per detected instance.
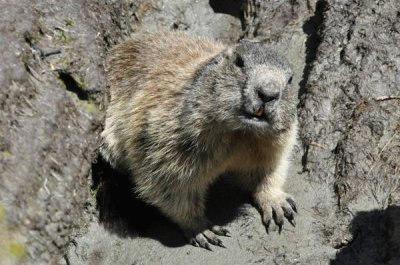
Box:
[0,0,123,263]
[298,0,400,263]
[137,0,242,43]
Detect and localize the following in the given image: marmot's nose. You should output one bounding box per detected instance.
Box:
[256,85,280,104]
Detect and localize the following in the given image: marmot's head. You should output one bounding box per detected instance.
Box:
[207,41,296,134]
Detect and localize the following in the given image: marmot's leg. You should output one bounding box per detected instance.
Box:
[230,169,297,232]
[245,162,297,233]
[153,184,230,250]
[253,176,297,233]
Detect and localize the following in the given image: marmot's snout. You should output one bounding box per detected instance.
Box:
[243,68,288,125]
[256,81,281,111]
[244,84,280,120]
[256,83,281,105]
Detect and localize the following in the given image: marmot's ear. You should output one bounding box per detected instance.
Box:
[222,46,246,69]
[222,47,235,60]
[218,47,235,66]
[222,47,244,67]
[224,46,235,57]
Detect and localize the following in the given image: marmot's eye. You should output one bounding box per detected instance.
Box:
[288,76,293,85]
[234,55,244,68]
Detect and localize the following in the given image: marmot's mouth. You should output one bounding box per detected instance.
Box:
[240,106,276,127]
[241,111,269,127]
[254,105,264,118]
[244,113,266,121]
[242,107,268,122]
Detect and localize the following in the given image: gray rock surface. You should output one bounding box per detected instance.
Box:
[299,0,400,264]
[0,0,118,264]
[0,0,398,264]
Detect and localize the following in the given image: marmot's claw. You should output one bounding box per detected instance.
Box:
[286,197,297,213]
[189,238,198,247]
[205,243,212,251]
[185,226,228,250]
[278,223,283,234]
[283,205,295,222]
[204,229,225,248]
[272,207,284,229]
[194,233,212,250]
[210,225,230,237]
[260,192,297,234]
[264,219,271,234]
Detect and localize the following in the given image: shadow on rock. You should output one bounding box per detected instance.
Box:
[298,0,327,98]
[330,206,400,265]
[209,0,244,19]
[91,155,248,248]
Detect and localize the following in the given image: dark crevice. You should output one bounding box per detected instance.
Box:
[240,0,261,38]
[24,31,62,59]
[298,0,328,99]
[24,63,33,76]
[63,254,71,265]
[57,70,89,101]
[301,145,310,172]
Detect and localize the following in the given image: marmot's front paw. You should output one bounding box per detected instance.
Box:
[183,224,230,251]
[256,191,297,233]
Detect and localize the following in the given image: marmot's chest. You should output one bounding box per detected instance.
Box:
[224,134,281,172]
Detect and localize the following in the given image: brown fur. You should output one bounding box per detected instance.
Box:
[101,31,298,249]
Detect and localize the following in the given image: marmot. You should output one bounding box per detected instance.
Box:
[101,31,298,250]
